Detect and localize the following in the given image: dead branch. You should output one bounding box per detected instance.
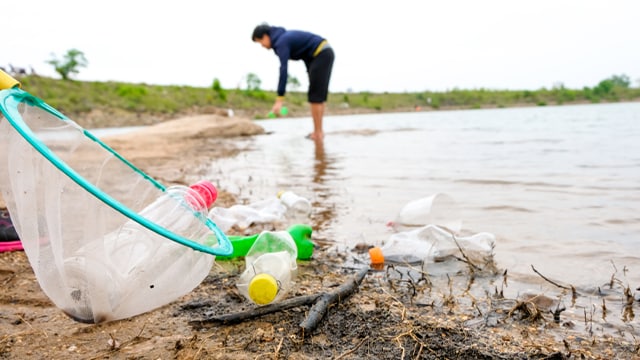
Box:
[189,294,319,328]
[188,267,370,333]
[530,265,572,290]
[451,234,483,272]
[300,267,369,334]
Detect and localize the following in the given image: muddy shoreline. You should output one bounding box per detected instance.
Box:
[1,112,638,359]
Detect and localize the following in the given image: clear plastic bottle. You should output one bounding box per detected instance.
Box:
[277,190,311,218]
[208,196,287,232]
[62,180,218,323]
[369,224,495,270]
[394,193,462,232]
[236,230,298,305]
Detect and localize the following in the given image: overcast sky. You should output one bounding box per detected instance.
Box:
[4,0,640,93]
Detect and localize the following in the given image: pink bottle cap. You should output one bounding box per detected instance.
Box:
[188,180,218,208]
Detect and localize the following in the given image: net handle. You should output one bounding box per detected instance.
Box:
[0,87,232,256]
[0,69,20,90]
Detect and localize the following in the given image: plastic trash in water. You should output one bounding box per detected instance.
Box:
[208,192,312,232]
[369,224,495,272]
[0,75,232,323]
[278,190,311,218]
[237,230,298,305]
[217,224,314,261]
[393,193,462,232]
[208,197,288,232]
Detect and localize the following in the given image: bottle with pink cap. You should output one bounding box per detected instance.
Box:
[61,180,219,323]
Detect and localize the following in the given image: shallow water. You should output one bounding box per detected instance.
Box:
[208,102,640,333]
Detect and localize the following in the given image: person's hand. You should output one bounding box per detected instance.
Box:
[271,98,284,114]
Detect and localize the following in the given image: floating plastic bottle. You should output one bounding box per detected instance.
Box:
[62,180,219,323]
[278,190,312,218]
[218,224,314,261]
[394,193,462,232]
[369,224,495,271]
[236,230,298,305]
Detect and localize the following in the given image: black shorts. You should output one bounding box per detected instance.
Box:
[307,47,335,103]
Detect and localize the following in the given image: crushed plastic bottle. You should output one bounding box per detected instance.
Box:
[208,192,311,232]
[236,230,298,305]
[208,197,287,232]
[369,224,495,271]
[62,180,219,323]
[278,190,311,218]
[218,224,314,261]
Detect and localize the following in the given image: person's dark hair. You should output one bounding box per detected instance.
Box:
[252,23,271,41]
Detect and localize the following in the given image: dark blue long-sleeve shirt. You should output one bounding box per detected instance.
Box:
[269,26,325,97]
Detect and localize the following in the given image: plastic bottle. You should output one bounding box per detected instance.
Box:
[217,224,314,261]
[394,193,462,232]
[62,180,218,323]
[278,190,311,217]
[267,106,288,118]
[208,197,287,232]
[369,224,495,269]
[236,230,298,305]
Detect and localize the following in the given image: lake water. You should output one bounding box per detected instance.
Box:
[208,102,640,333]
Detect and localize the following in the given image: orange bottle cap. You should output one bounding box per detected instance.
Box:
[368,246,384,265]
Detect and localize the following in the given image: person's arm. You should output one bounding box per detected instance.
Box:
[273,47,290,113]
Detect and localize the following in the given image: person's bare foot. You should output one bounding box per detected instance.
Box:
[306,132,324,141]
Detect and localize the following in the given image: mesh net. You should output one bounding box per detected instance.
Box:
[0,88,231,323]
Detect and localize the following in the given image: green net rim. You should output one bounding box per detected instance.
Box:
[0,88,232,256]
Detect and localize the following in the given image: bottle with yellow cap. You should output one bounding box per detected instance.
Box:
[236,230,298,305]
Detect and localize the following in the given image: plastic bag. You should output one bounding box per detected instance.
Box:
[208,197,288,231]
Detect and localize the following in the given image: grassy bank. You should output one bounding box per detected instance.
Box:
[15,75,640,128]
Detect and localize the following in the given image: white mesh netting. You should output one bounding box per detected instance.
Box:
[0,90,226,323]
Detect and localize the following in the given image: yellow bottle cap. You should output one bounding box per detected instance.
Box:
[248,273,279,305]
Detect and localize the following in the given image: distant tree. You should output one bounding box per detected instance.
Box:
[46,49,88,80]
[245,73,261,91]
[608,74,630,88]
[594,74,630,96]
[287,74,301,91]
[211,78,227,101]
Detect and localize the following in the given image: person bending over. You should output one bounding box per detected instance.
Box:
[252,23,335,141]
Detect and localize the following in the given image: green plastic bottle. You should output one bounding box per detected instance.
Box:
[267,106,288,119]
[217,224,314,261]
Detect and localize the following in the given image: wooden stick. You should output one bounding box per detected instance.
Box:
[530,265,571,290]
[189,294,319,328]
[189,267,370,334]
[299,267,369,334]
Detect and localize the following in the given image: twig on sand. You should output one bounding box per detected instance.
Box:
[300,267,369,334]
[531,265,577,302]
[189,294,320,327]
[189,267,370,335]
[335,335,370,359]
